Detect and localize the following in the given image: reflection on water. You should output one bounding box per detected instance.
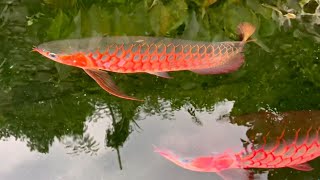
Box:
[0,100,244,180]
[0,100,319,180]
[155,109,320,180]
[0,0,320,180]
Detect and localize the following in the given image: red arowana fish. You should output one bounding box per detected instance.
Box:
[33,22,255,101]
[154,127,320,180]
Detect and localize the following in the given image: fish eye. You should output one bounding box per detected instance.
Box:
[49,53,57,58]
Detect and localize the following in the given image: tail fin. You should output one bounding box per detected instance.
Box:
[237,22,256,42]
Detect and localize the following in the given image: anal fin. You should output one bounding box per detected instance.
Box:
[148,72,172,79]
[84,69,143,101]
[190,53,245,75]
[288,163,314,171]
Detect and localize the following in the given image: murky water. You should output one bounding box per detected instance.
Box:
[0,0,320,180]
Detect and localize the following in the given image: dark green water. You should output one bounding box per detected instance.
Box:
[0,0,320,179]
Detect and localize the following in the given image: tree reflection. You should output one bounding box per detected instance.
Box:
[63,133,100,156]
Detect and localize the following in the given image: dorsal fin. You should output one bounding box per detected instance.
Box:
[288,163,314,171]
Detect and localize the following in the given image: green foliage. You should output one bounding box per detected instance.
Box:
[47,10,76,39]
[149,0,188,35]
[43,0,78,9]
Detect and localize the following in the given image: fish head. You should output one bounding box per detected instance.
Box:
[33,38,100,68]
[33,47,93,68]
[154,147,180,163]
[154,147,194,168]
[154,147,222,172]
[33,47,61,62]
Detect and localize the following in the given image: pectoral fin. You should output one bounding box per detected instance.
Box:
[288,163,314,171]
[84,69,143,101]
[190,53,245,75]
[148,72,172,79]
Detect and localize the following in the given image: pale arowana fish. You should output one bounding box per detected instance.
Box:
[154,127,320,180]
[33,22,256,101]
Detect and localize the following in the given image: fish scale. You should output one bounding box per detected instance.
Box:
[87,41,243,73]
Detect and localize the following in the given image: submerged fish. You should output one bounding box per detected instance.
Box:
[154,127,320,180]
[33,22,255,101]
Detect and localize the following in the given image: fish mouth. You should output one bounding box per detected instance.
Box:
[32,46,46,55]
[32,46,62,63]
[32,47,47,58]
[31,46,39,52]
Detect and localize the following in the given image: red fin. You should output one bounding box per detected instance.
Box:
[190,53,244,75]
[84,69,143,101]
[148,72,172,79]
[288,163,314,171]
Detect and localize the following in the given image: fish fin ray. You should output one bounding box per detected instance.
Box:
[84,69,143,101]
[148,72,172,79]
[288,163,314,171]
[190,54,244,75]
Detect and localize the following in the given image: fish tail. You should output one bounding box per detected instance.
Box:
[237,22,256,42]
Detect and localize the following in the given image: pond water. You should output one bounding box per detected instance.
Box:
[0,0,320,180]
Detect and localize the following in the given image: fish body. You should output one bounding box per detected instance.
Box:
[33,23,256,101]
[36,37,245,74]
[154,128,320,179]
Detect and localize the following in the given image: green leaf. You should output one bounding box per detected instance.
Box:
[109,0,126,3]
[246,0,272,19]
[190,0,217,7]
[182,11,200,39]
[46,10,75,39]
[149,0,188,35]
[43,0,77,9]
[87,5,112,35]
[259,16,277,37]
[27,20,33,26]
